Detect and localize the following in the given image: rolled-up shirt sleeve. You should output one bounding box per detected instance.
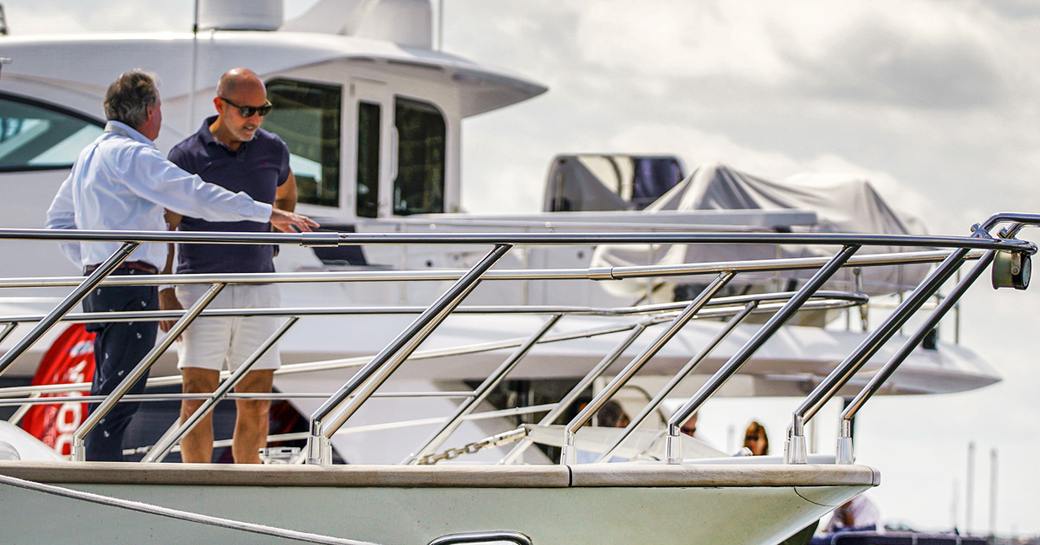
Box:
[122,145,272,223]
[44,173,83,266]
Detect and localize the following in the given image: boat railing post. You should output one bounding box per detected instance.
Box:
[71,282,225,461]
[498,321,649,465]
[665,245,859,465]
[6,391,40,426]
[560,271,735,465]
[0,242,137,378]
[835,417,854,465]
[791,217,1039,464]
[834,248,999,464]
[783,246,972,464]
[406,313,562,465]
[597,300,757,462]
[0,321,18,346]
[305,244,512,465]
[141,316,300,463]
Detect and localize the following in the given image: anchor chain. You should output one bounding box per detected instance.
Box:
[416,427,528,465]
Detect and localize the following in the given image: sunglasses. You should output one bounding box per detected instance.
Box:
[220,97,273,117]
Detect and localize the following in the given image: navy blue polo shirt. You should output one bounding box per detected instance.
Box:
[168,116,290,274]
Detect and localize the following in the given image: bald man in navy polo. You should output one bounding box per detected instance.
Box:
[161,68,296,464]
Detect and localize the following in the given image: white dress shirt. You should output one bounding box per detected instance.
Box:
[45,121,273,270]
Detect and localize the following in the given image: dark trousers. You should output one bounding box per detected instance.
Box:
[81,269,158,462]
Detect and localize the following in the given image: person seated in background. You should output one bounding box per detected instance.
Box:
[680,412,699,438]
[743,420,769,455]
[595,400,630,428]
[809,495,881,544]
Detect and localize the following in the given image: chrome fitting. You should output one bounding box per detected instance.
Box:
[71,437,86,462]
[784,433,807,464]
[561,430,577,465]
[836,419,855,465]
[305,434,331,465]
[666,428,682,465]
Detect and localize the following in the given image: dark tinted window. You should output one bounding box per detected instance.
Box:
[265,79,342,207]
[356,101,381,218]
[393,97,445,215]
[0,95,102,171]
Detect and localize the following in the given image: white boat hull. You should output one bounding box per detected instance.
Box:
[0,461,877,545]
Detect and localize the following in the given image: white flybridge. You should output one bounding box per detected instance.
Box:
[0,2,1031,543]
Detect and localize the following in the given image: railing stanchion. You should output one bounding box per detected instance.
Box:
[598,300,757,462]
[661,245,860,465]
[0,321,18,346]
[306,244,511,465]
[0,242,137,378]
[835,250,997,464]
[499,320,650,465]
[6,391,39,426]
[785,247,974,464]
[561,271,735,464]
[142,316,300,463]
[71,282,225,461]
[407,314,562,464]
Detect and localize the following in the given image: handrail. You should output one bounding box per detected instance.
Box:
[405,314,563,464]
[561,272,735,464]
[0,242,136,377]
[783,214,1040,463]
[0,215,1033,468]
[1,226,1033,251]
[306,245,512,465]
[829,219,1033,464]
[499,320,652,465]
[0,290,871,323]
[0,292,862,401]
[597,301,758,462]
[0,248,986,288]
[667,245,860,463]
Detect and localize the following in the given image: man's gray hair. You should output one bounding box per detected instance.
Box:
[103,69,159,128]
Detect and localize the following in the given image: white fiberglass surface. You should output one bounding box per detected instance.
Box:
[0,482,870,545]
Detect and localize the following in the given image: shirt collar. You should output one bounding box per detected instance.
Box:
[105,120,154,147]
[198,115,249,152]
[197,115,220,147]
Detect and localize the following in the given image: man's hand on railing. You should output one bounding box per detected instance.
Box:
[158,288,183,335]
[270,208,319,233]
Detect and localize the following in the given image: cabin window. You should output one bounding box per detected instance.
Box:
[0,94,103,172]
[356,101,381,218]
[393,97,445,215]
[265,79,342,208]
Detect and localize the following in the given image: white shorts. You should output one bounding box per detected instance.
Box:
[175,283,282,372]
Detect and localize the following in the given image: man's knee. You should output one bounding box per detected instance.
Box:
[234,370,274,420]
[236,398,271,419]
[181,368,219,393]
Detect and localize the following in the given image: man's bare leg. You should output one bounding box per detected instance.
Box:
[180,367,219,463]
[232,370,274,464]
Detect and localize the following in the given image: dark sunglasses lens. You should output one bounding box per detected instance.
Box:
[238,104,272,117]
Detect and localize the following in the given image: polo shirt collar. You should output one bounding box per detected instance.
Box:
[198,115,248,152]
[105,120,154,147]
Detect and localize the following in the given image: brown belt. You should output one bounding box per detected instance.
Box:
[83,260,159,276]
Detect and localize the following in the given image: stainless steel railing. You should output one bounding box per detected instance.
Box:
[0,216,1033,466]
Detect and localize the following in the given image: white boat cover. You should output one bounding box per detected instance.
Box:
[592,163,930,299]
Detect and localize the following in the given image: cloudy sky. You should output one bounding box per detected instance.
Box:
[6,0,1040,536]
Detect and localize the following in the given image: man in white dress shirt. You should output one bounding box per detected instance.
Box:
[45,69,318,461]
